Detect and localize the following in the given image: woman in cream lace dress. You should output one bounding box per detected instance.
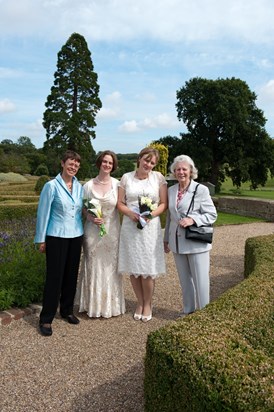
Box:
[76,151,125,318]
[118,147,167,322]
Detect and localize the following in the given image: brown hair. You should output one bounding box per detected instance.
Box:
[137,147,159,167]
[95,150,118,172]
[62,150,81,163]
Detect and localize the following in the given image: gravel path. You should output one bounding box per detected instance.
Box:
[1,222,274,412]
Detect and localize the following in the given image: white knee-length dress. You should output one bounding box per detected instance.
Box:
[118,171,166,278]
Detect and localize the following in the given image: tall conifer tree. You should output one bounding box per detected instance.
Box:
[43,32,102,178]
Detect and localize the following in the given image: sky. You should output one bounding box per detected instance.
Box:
[1,0,274,154]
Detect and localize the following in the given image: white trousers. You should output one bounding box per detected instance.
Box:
[173,251,210,314]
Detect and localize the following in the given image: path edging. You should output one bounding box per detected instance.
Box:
[0,304,41,326]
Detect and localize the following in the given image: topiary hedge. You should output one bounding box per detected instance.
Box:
[35,175,50,194]
[144,235,274,412]
[0,203,38,220]
[0,195,39,203]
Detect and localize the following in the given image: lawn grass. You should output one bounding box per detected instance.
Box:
[219,176,274,200]
[215,212,266,226]
[219,189,274,200]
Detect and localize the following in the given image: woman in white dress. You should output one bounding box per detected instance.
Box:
[76,151,125,318]
[117,147,167,322]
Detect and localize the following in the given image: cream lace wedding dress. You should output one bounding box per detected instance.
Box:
[76,178,125,318]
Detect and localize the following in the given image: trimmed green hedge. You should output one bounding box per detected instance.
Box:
[0,195,39,203]
[0,183,36,192]
[144,235,274,412]
[0,203,38,220]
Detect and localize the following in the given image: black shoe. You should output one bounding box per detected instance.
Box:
[39,322,52,336]
[62,314,80,324]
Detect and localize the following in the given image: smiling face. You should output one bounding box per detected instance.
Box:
[100,154,114,174]
[61,158,80,179]
[138,154,157,175]
[174,161,191,186]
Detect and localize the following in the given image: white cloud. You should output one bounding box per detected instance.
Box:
[97,91,122,119]
[97,107,120,120]
[135,92,156,103]
[0,67,24,79]
[105,91,122,104]
[29,118,43,132]
[258,59,273,69]
[1,0,274,44]
[0,99,16,114]
[119,113,180,133]
[258,80,274,103]
[119,120,140,133]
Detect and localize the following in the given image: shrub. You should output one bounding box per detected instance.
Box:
[0,218,46,309]
[0,204,38,220]
[34,164,49,176]
[144,234,274,412]
[149,143,168,176]
[0,183,36,193]
[0,172,29,183]
[0,195,39,203]
[35,175,50,194]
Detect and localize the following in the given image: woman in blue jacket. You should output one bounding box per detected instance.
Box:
[35,150,83,336]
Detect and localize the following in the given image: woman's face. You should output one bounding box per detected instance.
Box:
[174,161,191,185]
[138,155,157,174]
[100,154,113,174]
[61,158,80,177]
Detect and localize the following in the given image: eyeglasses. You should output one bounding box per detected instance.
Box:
[67,162,80,169]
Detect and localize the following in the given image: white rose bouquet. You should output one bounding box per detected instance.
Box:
[136,195,157,229]
[83,198,107,237]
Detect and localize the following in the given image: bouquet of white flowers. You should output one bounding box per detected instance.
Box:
[83,198,107,237]
[136,195,157,229]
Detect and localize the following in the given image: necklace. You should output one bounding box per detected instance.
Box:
[135,171,148,180]
[179,183,190,194]
[95,176,111,185]
[66,182,72,192]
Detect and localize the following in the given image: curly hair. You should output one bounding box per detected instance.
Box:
[170,155,198,180]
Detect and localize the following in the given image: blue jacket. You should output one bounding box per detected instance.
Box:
[34,173,84,243]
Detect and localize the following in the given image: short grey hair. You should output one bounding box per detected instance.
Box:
[170,155,198,180]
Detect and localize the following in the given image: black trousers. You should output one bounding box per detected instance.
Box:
[39,235,83,324]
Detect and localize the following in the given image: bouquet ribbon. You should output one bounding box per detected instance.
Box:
[131,206,151,228]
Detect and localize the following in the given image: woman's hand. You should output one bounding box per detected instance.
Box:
[38,242,46,253]
[164,241,170,253]
[86,214,104,226]
[127,210,140,222]
[179,217,195,228]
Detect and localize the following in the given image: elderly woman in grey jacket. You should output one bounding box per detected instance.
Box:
[164,155,217,316]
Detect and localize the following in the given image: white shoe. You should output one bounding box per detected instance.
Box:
[133,313,142,321]
[141,313,152,322]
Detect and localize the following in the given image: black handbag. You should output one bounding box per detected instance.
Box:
[184,184,213,244]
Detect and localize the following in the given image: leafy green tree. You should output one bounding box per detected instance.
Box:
[0,139,16,154]
[176,77,274,191]
[151,136,180,169]
[43,32,102,178]
[0,153,30,174]
[112,159,135,178]
[17,136,36,152]
[34,164,49,176]
[0,137,48,175]
[149,143,168,176]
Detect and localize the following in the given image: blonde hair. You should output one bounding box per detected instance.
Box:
[137,147,159,167]
[170,155,198,180]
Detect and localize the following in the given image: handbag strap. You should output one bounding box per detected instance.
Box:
[186,184,200,216]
